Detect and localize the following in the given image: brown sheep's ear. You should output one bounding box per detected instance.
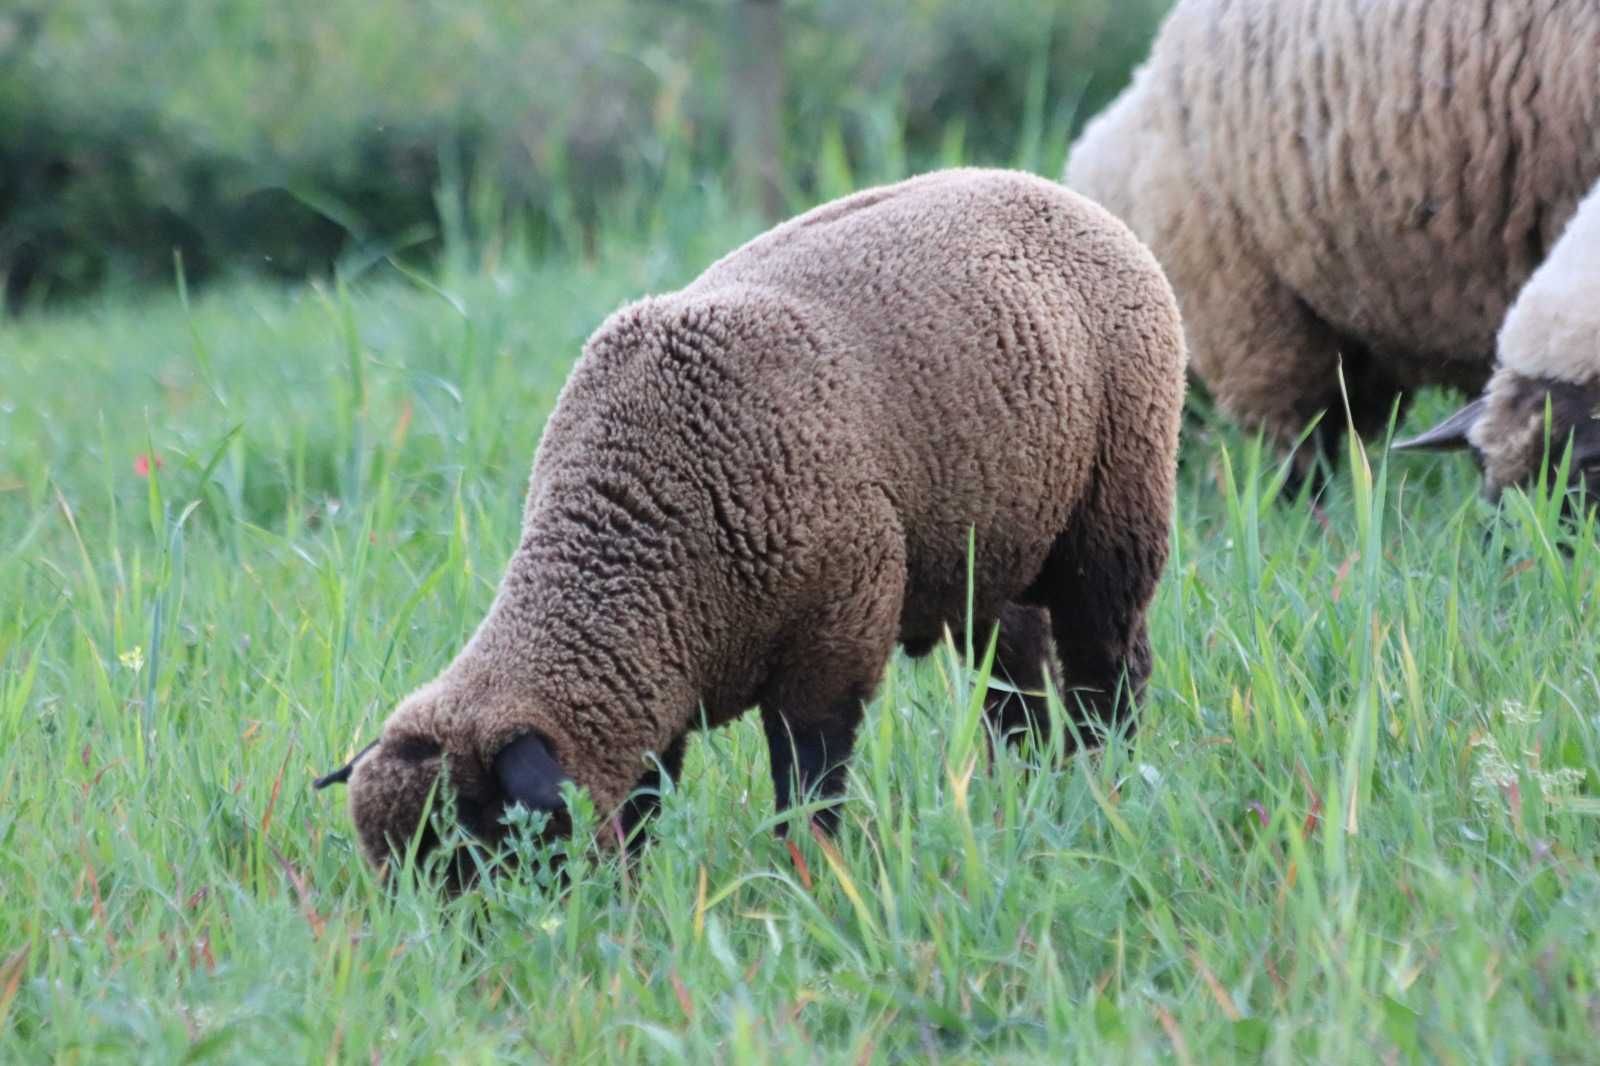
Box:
[313,738,381,789]
[494,733,570,813]
[1392,397,1487,453]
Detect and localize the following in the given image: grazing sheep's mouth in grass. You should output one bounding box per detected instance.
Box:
[1394,373,1600,516]
[316,730,575,881]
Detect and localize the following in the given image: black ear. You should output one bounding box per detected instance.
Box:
[1574,411,1600,466]
[1392,397,1487,453]
[313,738,381,789]
[493,733,570,812]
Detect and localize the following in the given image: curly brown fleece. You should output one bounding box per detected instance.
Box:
[1066,0,1600,499]
[324,168,1187,871]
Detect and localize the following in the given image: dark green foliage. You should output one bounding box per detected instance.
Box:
[0,0,1171,308]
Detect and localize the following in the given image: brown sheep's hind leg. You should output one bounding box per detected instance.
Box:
[1039,566,1150,753]
[1022,502,1169,754]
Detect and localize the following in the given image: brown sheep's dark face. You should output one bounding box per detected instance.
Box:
[316,730,570,883]
[1394,375,1600,511]
[347,734,452,870]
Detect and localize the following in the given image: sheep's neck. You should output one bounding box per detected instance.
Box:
[452,549,704,757]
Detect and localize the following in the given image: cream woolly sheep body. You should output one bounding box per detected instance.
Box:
[318,168,1187,871]
[1066,0,1600,499]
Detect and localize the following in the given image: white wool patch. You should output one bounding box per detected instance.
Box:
[1498,179,1600,385]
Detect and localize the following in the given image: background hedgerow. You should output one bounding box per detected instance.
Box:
[0,0,1166,308]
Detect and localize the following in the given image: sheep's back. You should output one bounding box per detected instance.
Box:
[680,168,1179,624]
[1160,0,1600,371]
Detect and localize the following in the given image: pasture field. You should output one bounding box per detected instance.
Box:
[2,191,1598,1063]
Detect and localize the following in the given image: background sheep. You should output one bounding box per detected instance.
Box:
[317,168,1187,872]
[1064,0,1600,501]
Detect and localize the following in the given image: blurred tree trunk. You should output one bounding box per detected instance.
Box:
[730,0,785,220]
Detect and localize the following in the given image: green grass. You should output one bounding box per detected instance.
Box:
[3,201,1599,1064]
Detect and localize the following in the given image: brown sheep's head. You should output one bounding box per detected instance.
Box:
[1393,370,1600,510]
[314,720,571,884]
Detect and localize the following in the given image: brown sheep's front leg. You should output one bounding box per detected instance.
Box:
[761,702,866,836]
[614,734,688,852]
[756,506,903,835]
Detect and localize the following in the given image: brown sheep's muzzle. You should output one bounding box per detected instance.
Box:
[315,731,572,887]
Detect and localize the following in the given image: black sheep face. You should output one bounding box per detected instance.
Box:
[316,730,571,882]
[1394,374,1600,513]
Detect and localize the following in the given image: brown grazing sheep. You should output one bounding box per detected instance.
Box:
[316,168,1187,873]
[1065,0,1600,501]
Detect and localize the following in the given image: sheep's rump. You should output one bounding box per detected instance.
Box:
[1074,0,1600,381]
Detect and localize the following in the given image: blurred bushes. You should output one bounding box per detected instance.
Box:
[0,0,1170,308]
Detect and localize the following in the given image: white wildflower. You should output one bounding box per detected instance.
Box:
[118,646,145,674]
[1471,733,1588,807]
[1471,735,1517,806]
[1538,766,1586,799]
[1499,700,1539,727]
